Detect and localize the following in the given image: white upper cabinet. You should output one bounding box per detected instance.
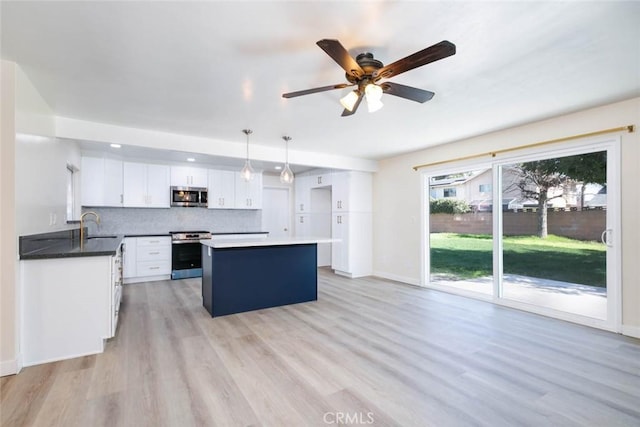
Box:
[81,157,123,207]
[331,171,372,213]
[310,171,332,188]
[207,169,236,209]
[123,162,170,208]
[294,175,312,213]
[170,166,208,188]
[234,172,263,209]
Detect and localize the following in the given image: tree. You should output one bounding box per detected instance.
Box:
[555,151,607,209]
[510,152,606,238]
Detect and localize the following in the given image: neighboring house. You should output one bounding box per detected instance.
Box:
[430,168,604,211]
[585,184,607,208]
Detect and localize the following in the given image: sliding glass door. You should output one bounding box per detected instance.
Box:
[424,137,620,330]
[428,167,493,297]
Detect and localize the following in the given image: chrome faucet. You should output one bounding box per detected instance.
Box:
[80,211,100,244]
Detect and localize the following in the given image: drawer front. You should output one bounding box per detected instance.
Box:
[137,246,171,262]
[136,236,171,247]
[136,260,171,276]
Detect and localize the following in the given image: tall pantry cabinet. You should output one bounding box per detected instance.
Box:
[295,169,372,278]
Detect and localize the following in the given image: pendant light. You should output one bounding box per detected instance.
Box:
[240,129,254,181]
[280,136,294,184]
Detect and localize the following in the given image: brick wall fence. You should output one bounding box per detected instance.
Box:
[430,209,606,241]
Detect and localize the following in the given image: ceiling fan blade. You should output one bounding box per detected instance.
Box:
[341,92,363,117]
[317,39,365,79]
[373,40,456,80]
[282,83,351,98]
[381,82,435,103]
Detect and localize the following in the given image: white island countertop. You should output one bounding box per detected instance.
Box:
[201,236,336,249]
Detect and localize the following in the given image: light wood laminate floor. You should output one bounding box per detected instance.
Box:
[2,269,640,426]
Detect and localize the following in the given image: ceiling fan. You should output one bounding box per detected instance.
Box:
[282,39,456,116]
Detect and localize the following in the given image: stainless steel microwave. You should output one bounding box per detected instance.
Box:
[170,186,208,207]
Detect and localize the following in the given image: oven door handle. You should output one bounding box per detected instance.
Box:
[172,240,204,244]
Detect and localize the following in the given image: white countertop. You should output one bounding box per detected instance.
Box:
[201,236,336,249]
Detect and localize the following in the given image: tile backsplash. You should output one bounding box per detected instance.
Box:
[81,207,262,235]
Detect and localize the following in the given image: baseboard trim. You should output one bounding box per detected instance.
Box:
[124,274,171,284]
[1,354,22,377]
[622,325,640,339]
[372,271,420,287]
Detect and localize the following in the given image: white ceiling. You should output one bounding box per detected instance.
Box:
[2,1,639,163]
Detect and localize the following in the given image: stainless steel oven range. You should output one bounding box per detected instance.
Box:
[170,231,212,280]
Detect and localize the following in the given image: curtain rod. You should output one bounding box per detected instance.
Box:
[412,124,635,171]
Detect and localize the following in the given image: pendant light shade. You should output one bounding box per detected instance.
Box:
[241,129,254,181]
[280,136,294,184]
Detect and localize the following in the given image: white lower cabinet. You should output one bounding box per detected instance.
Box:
[21,246,122,366]
[331,212,372,278]
[123,236,171,283]
[296,214,311,237]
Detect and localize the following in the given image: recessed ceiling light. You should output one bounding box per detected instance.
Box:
[110,143,121,148]
[186,157,195,162]
[275,166,282,170]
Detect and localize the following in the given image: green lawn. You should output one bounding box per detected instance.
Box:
[430,233,606,287]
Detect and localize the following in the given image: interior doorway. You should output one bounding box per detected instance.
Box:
[262,187,290,238]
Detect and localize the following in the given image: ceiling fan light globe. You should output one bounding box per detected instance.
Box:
[280,164,294,184]
[364,83,383,101]
[340,90,359,111]
[367,98,384,113]
[241,160,254,181]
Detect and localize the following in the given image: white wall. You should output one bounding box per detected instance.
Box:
[15,134,80,235]
[1,62,80,375]
[56,117,378,173]
[0,61,18,375]
[373,97,640,332]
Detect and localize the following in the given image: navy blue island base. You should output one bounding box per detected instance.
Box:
[201,243,318,317]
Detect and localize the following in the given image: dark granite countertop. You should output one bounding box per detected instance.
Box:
[123,233,171,237]
[19,230,268,260]
[210,231,269,235]
[20,229,124,260]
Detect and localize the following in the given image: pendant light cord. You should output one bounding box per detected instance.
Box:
[243,129,252,160]
[282,135,291,165]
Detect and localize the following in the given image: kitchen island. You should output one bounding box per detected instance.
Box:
[200,237,334,317]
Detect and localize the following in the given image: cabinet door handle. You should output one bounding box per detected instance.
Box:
[149,251,160,255]
[318,176,322,184]
[300,203,304,211]
[300,216,304,223]
[120,194,123,204]
[149,266,160,270]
